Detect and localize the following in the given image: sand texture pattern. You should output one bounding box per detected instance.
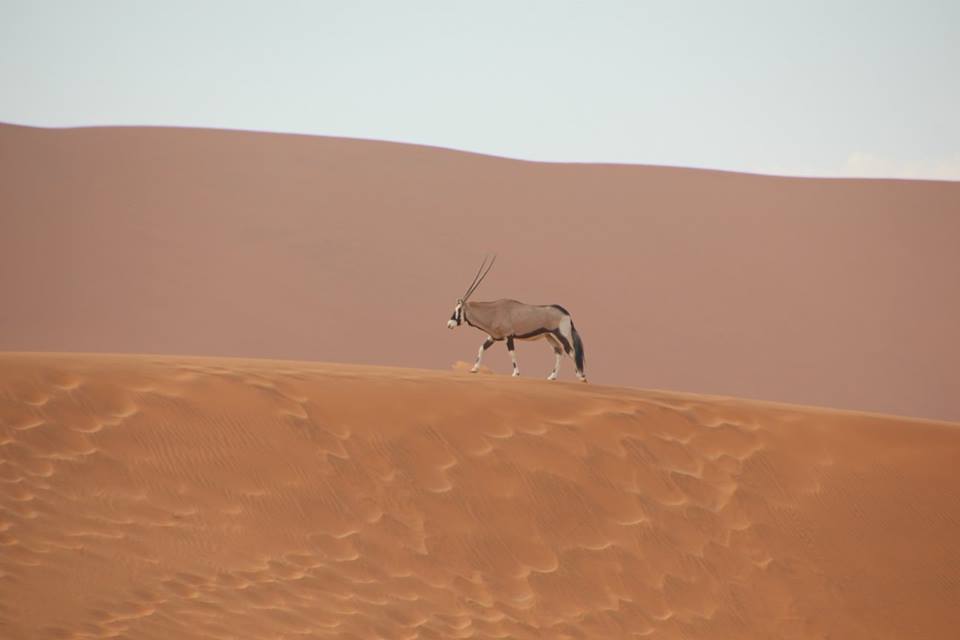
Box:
[1,353,958,639]
[2,124,959,421]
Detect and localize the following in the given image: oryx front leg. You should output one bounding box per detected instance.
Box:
[471,336,494,373]
[507,337,519,376]
[545,334,563,380]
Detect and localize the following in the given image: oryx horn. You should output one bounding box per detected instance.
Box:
[462,254,496,301]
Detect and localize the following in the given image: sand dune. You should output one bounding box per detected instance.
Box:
[2,124,959,421]
[1,352,958,639]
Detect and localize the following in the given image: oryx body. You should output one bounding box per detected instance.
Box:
[447,257,586,382]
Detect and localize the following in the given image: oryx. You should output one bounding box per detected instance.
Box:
[447,255,587,382]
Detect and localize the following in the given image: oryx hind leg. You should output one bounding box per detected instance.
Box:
[471,336,495,373]
[556,317,575,356]
[544,334,564,381]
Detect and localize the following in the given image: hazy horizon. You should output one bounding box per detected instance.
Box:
[2,1,958,179]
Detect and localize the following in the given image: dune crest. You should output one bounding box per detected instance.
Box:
[1,352,958,639]
[451,360,494,374]
[2,124,959,420]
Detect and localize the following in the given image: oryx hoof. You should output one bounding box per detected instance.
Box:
[469,366,479,373]
[547,373,558,381]
[512,371,520,377]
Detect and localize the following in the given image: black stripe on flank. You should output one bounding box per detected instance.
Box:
[513,328,552,340]
[512,328,572,353]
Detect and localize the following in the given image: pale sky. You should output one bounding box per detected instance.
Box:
[2,1,958,179]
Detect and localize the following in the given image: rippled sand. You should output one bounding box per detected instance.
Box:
[1,353,958,639]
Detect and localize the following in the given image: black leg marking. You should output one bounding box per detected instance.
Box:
[472,336,496,373]
[507,336,519,375]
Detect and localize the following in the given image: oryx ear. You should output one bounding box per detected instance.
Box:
[457,298,464,305]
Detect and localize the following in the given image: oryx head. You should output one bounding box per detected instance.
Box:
[448,254,496,329]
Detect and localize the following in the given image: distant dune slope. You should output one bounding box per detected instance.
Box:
[1,353,958,639]
[1,124,959,420]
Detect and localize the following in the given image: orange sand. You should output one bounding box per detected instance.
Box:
[2,353,958,639]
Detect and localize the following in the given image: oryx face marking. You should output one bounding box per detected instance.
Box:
[447,299,464,329]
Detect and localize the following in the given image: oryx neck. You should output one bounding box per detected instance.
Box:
[461,301,487,332]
